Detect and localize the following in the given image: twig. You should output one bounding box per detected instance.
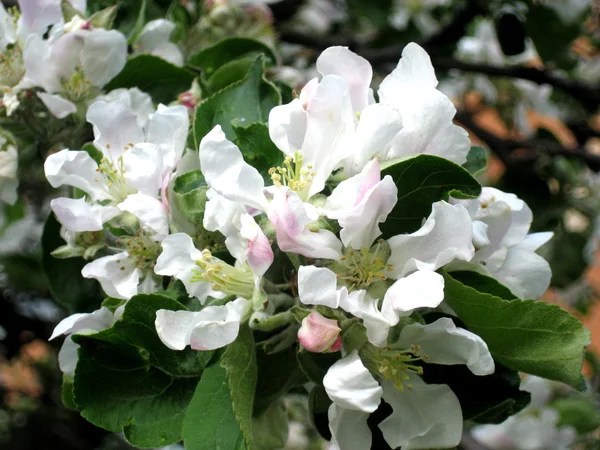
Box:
[455,110,600,171]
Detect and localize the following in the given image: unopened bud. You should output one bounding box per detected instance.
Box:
[297,311,342,353]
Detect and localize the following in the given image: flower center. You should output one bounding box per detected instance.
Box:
[96,157,135,203]
[192,249,255,299]
[61,67,93,102]
[0,45,24,88]
[336,240,393,290]
[269,152,315,200]
[366,344,427,391]
[119,232,162,271]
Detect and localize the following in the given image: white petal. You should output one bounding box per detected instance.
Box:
[323,351,382,413]
[95,87,154,128]
[338,290,391,347]
[302,75,355,197]
[487,245,551,299]
[268,98,307,156]
[188,298,249,350]
[387,201,474,278]
[328,404,372,450]
[387,89,470,165]
[17,0,62,38]
[239,213,273,277]
[203,189,247,261]
[378,42,438,105]
[50,307,114,340]
[118,193,169,239]
[37,93,77,118]
[22,34,62,92]
[137,19,175,53]
[297,265,339,308]
[155,309,197,350]
[121,143,164,196]
[81,29,127,87]
[150,42,185,67]
[396,318,495,376]
[345,104,403,175]
[379,376,463,450]
[520,232,553,251]
[51,197,119,232]
[199,125,268,211]
[267,188,341,260]
[146,104,189,172]
[81,252,140,300]
[0,4,17,48]
[58,336,80,376]
[44,149,110,201]
[316,46,373,113]
[154,233,224,303]
[381,270,445,320]
[86,99,145,160]
[325,159,398,249]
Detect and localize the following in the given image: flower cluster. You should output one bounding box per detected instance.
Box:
[47,41,558,449]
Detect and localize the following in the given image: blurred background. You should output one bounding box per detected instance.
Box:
[0,0,599,449]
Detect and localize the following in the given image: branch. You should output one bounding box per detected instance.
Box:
[432,58,600,111]
[454,110,600,171]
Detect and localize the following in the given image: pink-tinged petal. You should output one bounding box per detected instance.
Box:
[239,213,273,277]
[325,160,398,249]
[44,150,110,201]
[297,311,341,353]
[297,265,340,308]
[316,46,373,113]
[118,193,169,240]
[199,125,268,211]
[51,197,119,232]
[267,188,341,260]
[81,252,140,300]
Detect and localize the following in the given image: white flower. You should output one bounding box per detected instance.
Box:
[199,125,342,260]
[49,306,118,376]
[134,19,184,66]
[155,298,249,351]
[323,344,490,450]
[23,27,127,117]
[451,187,553,299]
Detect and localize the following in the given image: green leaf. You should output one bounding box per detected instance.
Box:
[172,170,209,226]
[422,361,531,424]
[462,146,487,175]
[380,155,481,236]
[79,293,214,377]
[188,37,276,77]
[205,57,262,94]
[233,122,282,180]
[62,375,77,410]
[221,325,257,448]
[443,272,590,390]
[183,363,246,450]
[297,350,341,386]
[252,401,289,450]
[254,345,306,415]
[41,213,102,313]
[553,397,600,434]
[448,271,517,300]
[73,337,199,448]
[105,55,195,104]
[193,55,281,147]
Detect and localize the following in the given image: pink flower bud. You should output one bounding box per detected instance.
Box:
[298,312,342,353]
